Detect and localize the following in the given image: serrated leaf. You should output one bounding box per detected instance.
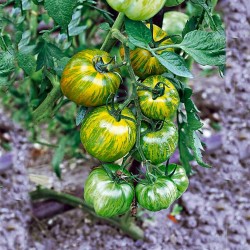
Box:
[34,39,65,70]
[44,0,77,29]
[153,51,193,78]
[76,106,88,126]
[125,18,153,48]
[55,57,70,77]
[188,130,210,168]
[187,112,203,130]
[68,10,87,36]
[0,51,15,76]
[51,137,67,179]
[18,30,31,50]
[182,16,199,38]
[178,30,226,66]
[17,52,36,75]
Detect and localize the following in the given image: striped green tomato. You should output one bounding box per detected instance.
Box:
[133,121,178,165]
[80,106,136,162]
[84,164,134,217]
[106,0,165,21]
[138,75,180,120]
[136,177,178,211]
[60,49,121,107]
[120,24,174,79]
[158,164,189,198]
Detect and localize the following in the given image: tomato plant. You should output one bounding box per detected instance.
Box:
[137,75,180,120]
[84,164,134,217]
[133,121,178,164]
[80,105,136,162]
[0,0,225,235]
[61,49,121,107]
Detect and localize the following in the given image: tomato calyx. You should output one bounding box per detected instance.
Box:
[93,55,115,73]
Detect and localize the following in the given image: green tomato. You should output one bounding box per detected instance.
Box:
[80,105,136,162]
[106,0,165,21]
[133,121,178,165]
[158,164,189,198]
[162,11,189,36]
[84,164,134,217]
[136,177,178,211]
[165,0,185,7]
[138,75,180,120]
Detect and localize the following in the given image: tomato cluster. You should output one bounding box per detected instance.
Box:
[60,21,189,217]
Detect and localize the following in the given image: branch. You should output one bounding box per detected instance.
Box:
[30,188,144,240]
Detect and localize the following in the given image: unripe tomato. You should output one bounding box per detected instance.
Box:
[136,177,178,211]
[137,75,180,120]
[120,24,174,79]
[158,164,189,198]
[162,11,189,36]
[80,105,136,162]
[165,0,185,7]
[61,49,121,107]
[106,0,165,21]
[84,164,134,217]
[133,121,178,165]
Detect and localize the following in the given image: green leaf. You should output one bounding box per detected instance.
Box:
[17,52,36,75]
[153,51,193,78]
[44,0,77,29]
[34,39,65,70]
[188,130,211,168]
[0,51,15,76]
[124,18,153,48]
[182,16,199,38]
[187,112,203,130]
[68,10,87,36]
[54,57,70,77]
[178,30,226,66]
[22,0,31,10]
[51,137,67,179]
[76,106,88,126]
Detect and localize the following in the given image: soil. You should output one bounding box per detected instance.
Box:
[1,0,250,249]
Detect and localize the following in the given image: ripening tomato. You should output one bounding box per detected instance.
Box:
[162,11,189,36]
[133,121,178,165]
[120,24,174,79]
[84,164,134,217]
[106,0,165,21]
[136,177,178,211]
[61,49,121,107]
[80,105,136,162]
[158,163,189,198]
[137,75,180,120]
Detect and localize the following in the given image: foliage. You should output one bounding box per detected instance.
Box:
[0,0,225,218]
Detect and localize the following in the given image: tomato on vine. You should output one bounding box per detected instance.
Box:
[106,0,166,21]
[80,105,136,162]
[84,164,134,217]
[137,75,180,120]
[120,24,174,79]
[135,177,178,211]
[133,121,178,165]
[61,49,121,107]
[158,163,189,198]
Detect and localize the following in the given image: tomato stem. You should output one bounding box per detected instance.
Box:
[101,13,125,52]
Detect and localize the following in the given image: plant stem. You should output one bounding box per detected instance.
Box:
[30,188,144,240]
[152,44,179,52]
[101,13,125,52]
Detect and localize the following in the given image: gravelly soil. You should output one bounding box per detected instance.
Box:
[1,0,250,249]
